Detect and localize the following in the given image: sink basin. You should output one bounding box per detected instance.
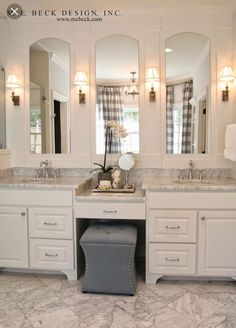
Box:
[174,179,212,184]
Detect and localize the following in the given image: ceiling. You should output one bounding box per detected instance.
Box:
[96,35,138,82]
[166,33,210,81]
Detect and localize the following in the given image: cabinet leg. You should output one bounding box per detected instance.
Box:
[61,270,78,281]
[146,273,163,284]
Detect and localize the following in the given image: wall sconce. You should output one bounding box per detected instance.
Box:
[6,74,20,106]
[146,68,159,102]
[219,66,235,101]
[74,71,88,104]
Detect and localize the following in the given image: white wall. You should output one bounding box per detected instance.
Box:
[51,59,69,97]
[233,10,236,124]
[193,44,210,102]
[229,9,236,176]
[0,4,235,170]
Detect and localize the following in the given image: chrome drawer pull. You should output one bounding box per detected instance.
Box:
[165,257,180,262]
[45,253,58,257]
[103,210,118,214]
[21,212,26,216]
[165,225,180,230]
[44,222,58,226]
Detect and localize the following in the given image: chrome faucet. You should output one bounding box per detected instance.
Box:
[187,160,194,179]
[40,160,49,179]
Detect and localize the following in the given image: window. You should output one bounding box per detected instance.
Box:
[122,106,139,153]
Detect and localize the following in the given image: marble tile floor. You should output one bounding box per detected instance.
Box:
[0,273,236,328]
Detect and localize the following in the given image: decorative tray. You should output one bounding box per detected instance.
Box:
[92,185,135,193]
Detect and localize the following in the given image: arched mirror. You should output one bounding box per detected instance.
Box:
[96,35,139,155]
[0,68,6,149]
[29,38,70,154]
[165,32,210,154]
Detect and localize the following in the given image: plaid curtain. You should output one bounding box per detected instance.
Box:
[181,80,193,153]
[166,85,174,153]
[97,86,124,154]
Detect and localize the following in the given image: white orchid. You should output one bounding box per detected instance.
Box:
[105,121,128,138]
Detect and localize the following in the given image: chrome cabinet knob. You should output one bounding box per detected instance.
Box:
[201,216,206,221]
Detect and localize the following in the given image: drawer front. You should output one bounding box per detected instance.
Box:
[149,211,197,243]
[76,202,145,220]
[0,189,73,207]
[149,243,196,275]
[29,208,73,239]
[29,239,74,270]
[148,191,236,210]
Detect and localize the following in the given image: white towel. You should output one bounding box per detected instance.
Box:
[224,124,236,161]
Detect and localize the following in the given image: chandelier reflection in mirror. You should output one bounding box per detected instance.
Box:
[125,72,139,99]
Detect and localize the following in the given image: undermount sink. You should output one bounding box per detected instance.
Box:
[174,179,212,184]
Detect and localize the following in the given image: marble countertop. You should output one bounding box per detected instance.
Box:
[1,175,236,194]
[0,175,89,189]
[142,177,236,191]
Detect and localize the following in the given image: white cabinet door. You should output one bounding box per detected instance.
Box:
[198,211,236,277]
[0,207,28,268]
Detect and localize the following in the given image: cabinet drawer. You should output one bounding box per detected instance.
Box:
[149,243,196,275]
[29,239,74,270]
[149,211,197,243]
[0,189,73,207]
[76,202,145,220]
[29,208,73,239]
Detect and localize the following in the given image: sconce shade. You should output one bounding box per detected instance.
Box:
[74,71,87,85]
[220,66,235,81]
[6,74,20,88]
[6,74,20,106]
[146,67,159,81]
[219,66,235,101]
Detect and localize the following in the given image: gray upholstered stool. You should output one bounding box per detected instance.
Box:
[80,222,137,295]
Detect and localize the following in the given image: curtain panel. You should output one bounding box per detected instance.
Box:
[166,85,174,154]
[97,86,124,154]
[181,80,193,153]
